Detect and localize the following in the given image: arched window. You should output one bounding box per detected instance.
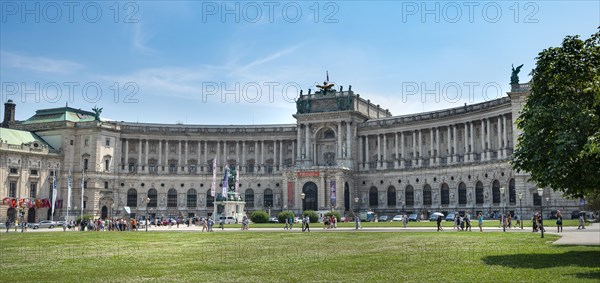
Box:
[387,186,396,206]
[127,189,137,207]
[441,183,449,205]
[245,189,255,207]
[167,189,177,208]
[405,185,414,206]
[147,189,157,207]
[264,189,273,207]
[423,184,432,205]
[509,178,516,203]
[533,192,541,206]
[187,189,197,208]
[492,180,500,204]
[458,182,467,205]
[369,186,378,207]
[476,181,484,204]
[206,189,214,207]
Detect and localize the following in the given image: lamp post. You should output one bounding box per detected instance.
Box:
[354,197,359,230]
[301,193,306,214]
[145,197,150,232]
[500,187,505,232]
[538,188,544,238]
[518,192,523,229]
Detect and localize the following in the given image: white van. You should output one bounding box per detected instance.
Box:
[218,216,236,224]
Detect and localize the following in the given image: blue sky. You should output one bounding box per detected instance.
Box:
[1,1,598,125]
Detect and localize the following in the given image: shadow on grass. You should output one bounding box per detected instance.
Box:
[483,250,600,269]
[573,270,600,279]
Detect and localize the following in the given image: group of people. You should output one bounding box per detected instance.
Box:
[322,215,337,229]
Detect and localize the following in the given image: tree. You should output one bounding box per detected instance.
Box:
[512,30,600,198]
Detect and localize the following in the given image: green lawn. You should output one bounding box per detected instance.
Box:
[0,231,598,282]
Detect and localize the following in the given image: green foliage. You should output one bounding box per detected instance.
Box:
[76,214,94,223]
[324,211,342,222]
[512,30,600,198]
[277,211,295,223]
[302,210,318,223]
[250,210,268,223]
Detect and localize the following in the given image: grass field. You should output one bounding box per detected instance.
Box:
[0,230,598,282]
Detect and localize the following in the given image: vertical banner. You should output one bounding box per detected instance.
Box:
[235,165,240,194]
[221,164,229,198]
[330,179,336,207]
[51,171,57,220]
[287,181,294,207]
[210,157,217,197]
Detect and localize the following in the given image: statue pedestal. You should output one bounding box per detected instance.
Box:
[213,196,246,223]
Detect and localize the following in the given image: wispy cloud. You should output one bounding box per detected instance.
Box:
[0,50,84,73]
[131,23,155,55]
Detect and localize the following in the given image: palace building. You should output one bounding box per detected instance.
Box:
[0,82,580,223]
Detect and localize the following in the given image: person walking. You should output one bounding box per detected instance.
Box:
[289,216,294,230]
[556,211,563,233]
[304,215,310,232]
[436,215,443,232]
[577,212,586,229]
[478,212,484,232]
[5,219,10,233]
[284,217,289,230]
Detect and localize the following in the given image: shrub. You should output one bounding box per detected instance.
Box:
[303,210,319,223]
[250,210,269,223]
[278,211,295,223]
[325,211,342,222]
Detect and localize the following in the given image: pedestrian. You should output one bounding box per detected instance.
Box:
[577,212,586,229]
[5,219,10,233]
[556,211,563,233]
[219,218,224,230]
[242,215,249,230]
[465,211,472,232]
[354,212,361,229]
[304,215,310,232]
[436,215,443,232]
[284,217,289,230]
[289,216,294,230]
[478,212,483,232]
[208,217,214,232]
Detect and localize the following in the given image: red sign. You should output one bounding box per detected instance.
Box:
[297,171,320,178]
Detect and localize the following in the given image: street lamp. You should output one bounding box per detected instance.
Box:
[354,197,359,230]
[538,188,544,238]
[301,193,306,213]
[499,187,505,232]
[518,192,523,229]
[145,197,150,232]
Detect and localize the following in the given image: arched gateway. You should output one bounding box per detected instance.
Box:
[302,182,318,211]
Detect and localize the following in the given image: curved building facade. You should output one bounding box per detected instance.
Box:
[0,83,579,222]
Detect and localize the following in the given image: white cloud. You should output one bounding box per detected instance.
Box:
[0,50,84,73]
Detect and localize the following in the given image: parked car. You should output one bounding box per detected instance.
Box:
[28,220,57,229]
[571,210,581,220]
[219,216,236,224]
[268,217,279,223]
[445,213,456,222]
[378,215,389,222]
[408,214,418,222]
[294,217,303,224]
[392,215,404,222]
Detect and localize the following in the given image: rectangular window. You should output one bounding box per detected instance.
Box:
[84,138,89,146]
[84,159,89,171]
[105,159,110,171]
[9,182,17,198]
[30,183,37,198]
[70,140,74,146]
[30,169,38,175]
[105,138,110,146]
[104,181,109,189]
[84,181,87,189]
[10,167,18,174]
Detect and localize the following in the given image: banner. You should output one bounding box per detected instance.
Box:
[210,157,217,197]
[67,170,72,209]
[330,179,336,207]
[51,171,57,219]
[222,164,229,198]
[235,164,240,194]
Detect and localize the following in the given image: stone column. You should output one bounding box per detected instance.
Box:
[497,116,502,159]
[138,139,142,171]
[158,140,162,167]
[377,134,381,169]
[165,140,169,168]
[470,122,475,161]
[365,135,370,167]
[279,140,284,170]
[261,140,265,172]
[486,119,491,160]
[447,126,451,162]
[296,125,302,160]
[400,132,405,169]
[435,128,440,164]
[480,119,485,161]
[394,132,399,169]
[453,124,457,163]
[430,128,434,165]
[145,140,149,172]
[242,141,246,173]
[254,141,258,169]
[236,141,240,164]
[304,124,310,160]
[184,140,188,173]
[346,121,351,158]
[463,123,468,162]
[358,136,363,169]
[502,115,508,157]
[124,139,129,170]
[418,129,422,167]
[273,139,278,172]
[203,141,208,166]
[337,121,342,158]
[291,140,295,165]
[383,134,388,169]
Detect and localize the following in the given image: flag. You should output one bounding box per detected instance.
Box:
[51,171,57,219]
[222,164,229,198]
[210,157,217,197]
[235,164,240,194]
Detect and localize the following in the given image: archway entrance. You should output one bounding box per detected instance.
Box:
[101,206,108,219]
[27,208,36,223]
[302,182,318,211]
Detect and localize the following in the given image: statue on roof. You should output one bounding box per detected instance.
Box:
[511,64,524,84]
[92,106,103,121]
[316,71,335,94]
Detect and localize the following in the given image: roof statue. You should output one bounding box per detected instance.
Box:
[511,64,524,84]
[92,106,102,121]
[316,71,335,94]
